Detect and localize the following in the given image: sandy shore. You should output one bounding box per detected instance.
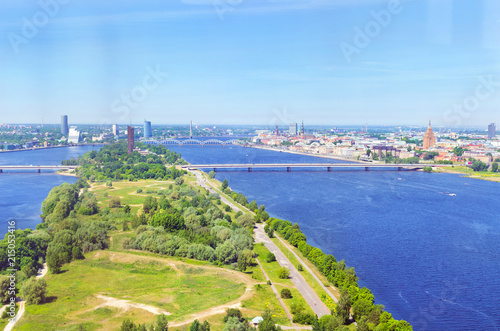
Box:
[249,145,366,163]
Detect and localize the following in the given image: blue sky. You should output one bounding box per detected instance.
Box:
[0,0,499,127]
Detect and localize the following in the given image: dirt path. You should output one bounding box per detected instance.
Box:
[3,263,48,330]
[93,295,171,315]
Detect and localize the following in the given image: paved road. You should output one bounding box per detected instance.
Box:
[274,236,338,304]
[189,170,242,213]
[254,224,331,318]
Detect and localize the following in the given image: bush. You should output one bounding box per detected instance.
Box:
[280,288,292,299]
[109,196,121,208]
[292,312,316,325]
[265,252,276,263]
[21,278,47,305]
[297,264,303,271]
[278,267,290,279]
[137,188,143,193]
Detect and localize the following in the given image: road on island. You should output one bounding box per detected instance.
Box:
[189,169,330,317]
[254,224,331,318]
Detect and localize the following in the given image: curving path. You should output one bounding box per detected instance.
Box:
[4,263,47,331]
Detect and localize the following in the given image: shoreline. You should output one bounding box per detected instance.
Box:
[249,145,367,163]
[0,144,104,154]
[434,167,500,183]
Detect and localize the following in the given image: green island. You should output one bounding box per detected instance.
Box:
[0,143,412,330]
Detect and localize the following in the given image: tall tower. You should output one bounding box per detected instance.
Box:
[144,120,152,138]
[112,124,119,136]
[275,125,279,137]
[488,123,496,139]
[61,115,69,136]
[127,126,134,154]
[190,120,193,138]
[300,121,305,136]
[423,121,436,149]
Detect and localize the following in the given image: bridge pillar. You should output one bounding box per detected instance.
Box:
[213,168,217,172]
[0,169,2,173]
[398,167,403,171]
[38,169,41,173]
[327,167,332,172]
[248,167,252,172]
[365,167,370,171]
[287,167,291,172]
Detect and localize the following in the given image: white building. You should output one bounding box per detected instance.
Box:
[68,127,81,144]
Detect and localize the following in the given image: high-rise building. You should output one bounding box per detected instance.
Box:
[61,115,69,136]
[127,126,134,154]
[144,120,152,138]
[68,126,80,144]
[423,121,436,149]
[190,120,193,138]
[112,124,119,136]
[289,123,297,135]
[488,123,496,139]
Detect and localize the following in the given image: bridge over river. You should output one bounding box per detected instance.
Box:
[182,163,448,172]
[0,165,78,173]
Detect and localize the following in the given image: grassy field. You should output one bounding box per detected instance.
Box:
[16,250,248,330]
[435,165,500,182]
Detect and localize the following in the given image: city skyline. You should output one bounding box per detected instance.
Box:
[1,0,499,126]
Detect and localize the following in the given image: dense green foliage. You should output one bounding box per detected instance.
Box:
[124,185,254,266]
[70,142,187,182]
[267,218,412,330]
[21,277,47,305]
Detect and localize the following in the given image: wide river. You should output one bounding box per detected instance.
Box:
[0,144,498,330]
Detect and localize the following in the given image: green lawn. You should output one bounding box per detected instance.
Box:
[16,251,246,331]
[253,244,294,287]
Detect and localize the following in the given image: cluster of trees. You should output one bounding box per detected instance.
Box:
[120,314,169,331]
[123,186,255,269]
[469,160,499,172]
[71,143,187,181]
[267,218,412,330]
[223,308,281,331]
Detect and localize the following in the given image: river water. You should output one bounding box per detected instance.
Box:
[0,146,101,234]
[0,144,498,330]
[168,145,500,331]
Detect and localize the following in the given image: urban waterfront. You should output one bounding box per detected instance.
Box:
[0,145,499,330]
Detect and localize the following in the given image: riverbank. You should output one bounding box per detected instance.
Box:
[249,145,366,163]
[434,165,500,183]
[0,143,104,154]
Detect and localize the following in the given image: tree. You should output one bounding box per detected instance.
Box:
[72,246,84,260]
[208,171,216,179]
[452,146,464,156]
[223,308,243,323]
[109,196,121,208]
[143,196,158,214]
[237,249,253,272]
[278,267,290,279]
[0,276,11,304]
[280,288,292,299]
[21,277,47,305]
[155,314,169,331]
[335,290,351,324]
[200,321,210,331]
[190,320,200,331]
[236,214,254,228]
[259,309,281,331]
[221,179,229,190]
[124,205,131,214]
[470,160,488,172]
[491,162,498,173]
[265,252,276,263]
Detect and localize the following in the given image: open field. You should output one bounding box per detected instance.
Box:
[16,250,250,330]
[435,165,500,182]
